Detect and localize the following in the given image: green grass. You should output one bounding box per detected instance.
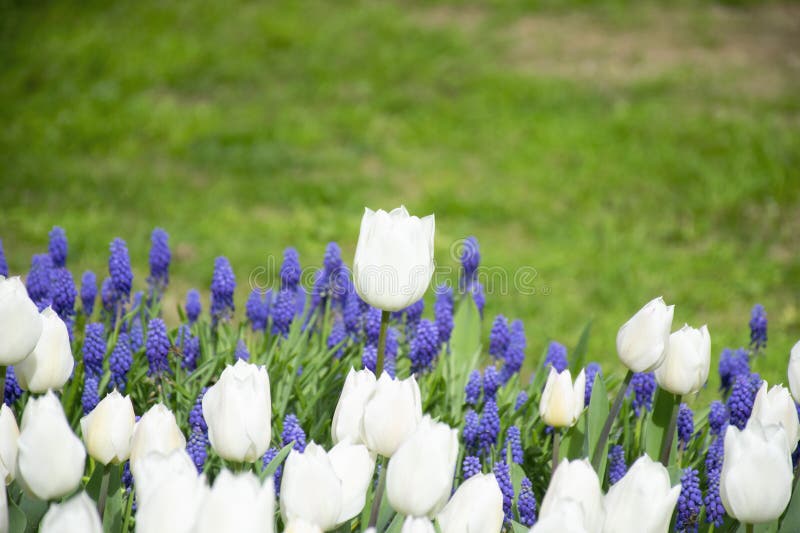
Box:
[1,0,798,397]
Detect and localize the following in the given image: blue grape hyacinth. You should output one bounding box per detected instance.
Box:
[364,307,382,346]
[48,226,68,267]
[676,468,702,533]
[506,425,523,464]
[189,388,208,432]
[185,289,202,324]
[409,319,439,373]
[462,455,481,480]
[517,477,537,527]
[271,289,295,337]
[81,373,100,415]
[629,372,656,416]
[80,271,97,316]
[210,257,236,323]
[749,304,767,352]
[677,403,694,450]
[608,445,627,485]
[246,289,269,332]
[327,317,347,359]
[109,238,133,303]
[27,254,53,308]
[463,409,480,451]
[280,247,301,290]
[465,370,481,406]
[109,333,133,392]
[544,341,568,373]
[234,339,249,361]
[704,436,726,527]
[262,447,283,494]
[483,365,501,400]
[493,460,514,525]
[434,285,454,346]
[479,399,500,453]
[470,282,485,317]
[489,315,510,360]
[718,348,750,393]
[362,345,377,374]
[281,414,307,452]
[708,401,729,436]
[0,239,7,277]
[148,228,170,294]
[343,291,363,337]
[82,323,106,378]
[4,367,23,406]
[460,236,480,290]
[727,373,761,429]
[129,317,144,352]
[584,362,602,405]
[50,267,76,322]
[145,318,171,377]
[515,391,529,412]
[404,300,424,335]
[186,427,208,474]
[500,320,526,383]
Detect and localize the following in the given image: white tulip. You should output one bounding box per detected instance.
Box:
[193,470,274,533]
[284,520,323,533]
[0,467,6,533]
[540,459,604,533]
[0,405,19,483]
[602,454,681,533]
[16,391,85,500]
[328,439,376,523]
[720,419,792,524]
[14,307,73,393]
[539,368,586,428]
[387,416,459,518]
[0,276,43,365]
[203,360,271,463]
[788,340,800,403]
[616,297,674,373]
[332,368,376,444]
[437,473,504,533]
[280,443,343,530]
[654,324,710,395]
[401,516,435,533]
[353,206,435,312]
[80,390,135,465]
[129,404,186,467]
[750,382,799,454]
[530,499,588,533]
[40,491,102,533]
[361,372,422,457]
[132,448,198,505]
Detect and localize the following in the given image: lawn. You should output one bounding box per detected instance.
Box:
[1,0,798,398]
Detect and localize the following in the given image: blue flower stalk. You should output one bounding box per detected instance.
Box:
[210,257,236,324]
[489,315,510,360]
[188,388,208,432]
[50,267,76,324]
[465,370,481,406]
[676,468,702,533]
[362,345,377,374]
[129,317,144,352]
[517,477,537,527]
[704,436,726,527]
[384,327,399,378]
[677,403,694,451]
[727,373,761,429]
[186,427,208,474]
[708,401,729,436]
[515,391,529,412]
[500,320,526,383]
[470,282,485,317]
[506,425,523,464]
[48,226,68,267]
[543,341,568,373]
[364,307,382,346]
[584,362,602,405]
[479,399,500,454]
[463,409,480,452]
[493,461,514,525]
[460,236,480,291]
[608,445,627,485]
[80,271,97,317]
[483,366,500,400]
[629,372,656,416]
[147,228,171,297]
[145,318,171,377]
[185,289,202,324]
[262,447,283,494]
[109,238,133,304]
[749,304,767,353]
[246,289,269,332]
[281,414,307,452]
[27,254,52,309]
[718,348,750,393]
[434,285,454,346]
[82,323,106,378]
[409,319,439,374]
[271,289,295,337]
[280,247,301,290]
[234,339,249,361]
[82,374,100,415]
[327,317,347,359]
[4,367,23,406]
[0,239,7,277]
[462,455,481,480]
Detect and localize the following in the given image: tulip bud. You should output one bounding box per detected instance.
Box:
[530,499,588,533]
[203,360,271,463]
[353,206,435,312]
[720,419,792,524]
[616,297,674,373]
[194,470,274,533]
[361,373,422,457]
[332,368,376,445]
[129,404,186,467]
[602,455,680,533]
[654,324,710,395]
[280,443,342,531]
[14,307,73,393]
[539,368,586,428]
[0,405,19,483]
[401,516,435,533]
[540,459,604,533]
[284,519,323,533]
[437,473,504,533]
[328,439,376,523]
[750,382,799,454]
[16,391,85,500]
[40,491,102,533]
[132,448,197,504]
[0,276,43,365]
[387,416,459,518]
[788,340,800,403]
[80,390,135,465]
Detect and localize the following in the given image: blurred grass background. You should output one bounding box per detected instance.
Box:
[1,0,799,392]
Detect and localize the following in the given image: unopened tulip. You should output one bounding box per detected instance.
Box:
[540,459,604,533]
[616,297,674,373]
[788,340,800,403]
[16,391,85,500]
[720,419,792,524]
[328,439,375,523]
[437,473,504,533]
[129,404,185,467]
[530,499,588,533]
[280,443,343,530]
[15,307,73,393]
[602,455,680,533]
[194,470,274,533]
[80,390,135,465]
[654,324,710,395]
[132,448,198,504]
[353,206,435,312]
[0,405,19,483]
[539,368,586,428]
[387,416,459,518]
[40,491,102,533]
[401,516,435,533]
[0,276,43,365]
[203,360,271,462]
[750,382,799,453]
[361,373,422,457]
[284,520,323,533]
[332,368,376,444]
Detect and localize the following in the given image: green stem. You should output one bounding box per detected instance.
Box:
[0,365,6,407]
[375,311,390,377]
[591,369,634,470]
[368,459,387,528]
[97,463,112,520]
[746,524,754,533]
[659,396,681,466]
[122,486,134,532]
[552,429,560,478]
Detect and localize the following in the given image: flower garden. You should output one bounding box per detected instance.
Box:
[0,206,799,533]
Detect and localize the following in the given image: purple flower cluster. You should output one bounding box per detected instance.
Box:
[463,409,480,451]
[465,370,481,406]
[271,289,296,337]
[460,236,480,290]
[145,318,171,377]
[80,271,97,316]
[677,403,694,450]
[148,228,171,294]
[500,320,526,382]
[434,285,454,345]
[234,339,249,361]
[629,372,656,416]
[718,348,750,393]
[82,323,106,378]
[676,468,702,533]
[262,447,283,494]
[246,289,270,332]
[50,267,76,323]
[409,319,439,373]
[109,238,133,304]
[361,345,377,374]
[493,460,514,525]
[727,373,761,429]
[327,317,347,359]
[48,226,68,267]
[517,477,537,527]
[81,373,100,415]
[0,239,7,277]
[462,455,481,480]
[543,341,568,373]
[479,399,500,453]
[704,436,726,527]
[384,327,399,378]
[749,304,768,352]
[281,414,307,452]
[27,254,53,308]
[280,248,301,290]
[515,391,529,412]
[210,257,236,323]
[483,366,501,400]
[489,315,510,360]
[584,362,602,406]
[109,333,133,392]
[186,427,208,474]
[3,367,23,406]
[708,401,729,436]
[608,445,627,485]
[506,425,523,464]
[471,282,485,317]
[186,289,202,324]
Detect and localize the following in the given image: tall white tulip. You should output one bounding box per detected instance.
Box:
[328,439,376,523]
[530,499,588,533]
[353,206,435,312]
[750,382,799,454]
[387,416,459,519]
[437,473,504,533]
[280,443,343,530]
[654,324,710,395]
[14,307,73,393]
[539,368,586,428]
[202,360,271,463]
[129,404,186,467]
[81,390,135,465]
[332,368,376,444]
[401,516,435,533]
[361,373,422,457]
[132,449,198,505]
[40,491,102,533]
[194,470,274,533]
[0,405,19,483]
[616,297,674,373]
[0,276,43,365]
[602,454,681,533]
[540,459,604,533]
[788,340,800,403]
[720,419,792,524]
[16,391,85,500]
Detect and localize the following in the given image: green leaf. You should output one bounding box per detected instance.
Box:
[560,423,586,460]
[779,479,800,532]
[644,389,678,461]
[18,493,47,533]
[8,497,27,533]
[102,489,123,533]
[385,513,405,533]
[448,298,482,419]
[586,374,609,481]
[510,463,527,496]
[571,320,592,373]
[511,521,530,533]
[261,443,293,480]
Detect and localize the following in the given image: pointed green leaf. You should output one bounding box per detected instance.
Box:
[587,374,609,481]
[571,320,592,373]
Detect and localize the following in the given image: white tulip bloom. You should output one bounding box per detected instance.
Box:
[750,381,799,454]
[129,404,186,467]
[530,499,588,533]
[328,439,375,523]
[353,206,435,312]
[540,459,604,533]
[14,307,73,393]
[616,297,674,373]
[787,340,800,403]
[193,470,274,533]
[361,372,422,457]
[437,473,504,533]
[654,324,711,395]
[401,516,436,533]
[280,443,343,531]
[80,390,136,465]
[283,520,323,533]
[0,405,19,483]
[332,368,376,445]
[539,368,586,428]
[132,448,198,505]
[0,276,43,365]
[40,491,102,533]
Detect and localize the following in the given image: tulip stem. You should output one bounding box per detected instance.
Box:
[368,459,387,528]
[0,365,5,407]
[659,396,681,466]
[375,311,390,377]
[97,463,112,520]
[746,525,754,533]
[591,369,633,471]
[552,429,560,477]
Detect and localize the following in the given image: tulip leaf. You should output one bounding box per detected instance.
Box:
[384,513,404,533]
[644,389,678,462]
[7,497,26,533]
[18,494,47,533]
[448,297,482,418]
[102,489,123,533]
[511,521,530,533]
[261,443,293,480]
[586,373,609,482]
[570,319,592,374]
[779,481,800,533]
